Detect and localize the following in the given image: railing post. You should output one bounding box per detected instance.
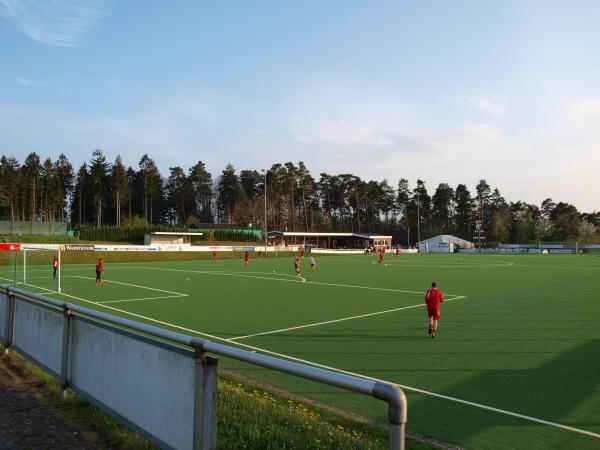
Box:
[373,382,408,450]
[192,340,218,450]
[3,291,16,355]
[60,303,71,400]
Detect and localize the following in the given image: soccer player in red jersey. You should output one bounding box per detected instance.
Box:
[425,282,445,338]
[258,249,263,259]
[395,247,400,258]
[212,251,218,262]
[300,246,305,258]
[95,258,104,285]
[244,250,250,268]
[379,247,385,265]
[52,256,58,279]
[294,255,301,278]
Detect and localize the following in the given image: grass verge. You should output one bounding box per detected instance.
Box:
[0,345,438,449]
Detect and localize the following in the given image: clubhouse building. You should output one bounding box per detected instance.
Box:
[266,231,392,250]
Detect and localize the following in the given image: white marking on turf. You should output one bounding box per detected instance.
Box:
[72,275,188,296]
[116,266,468,296]
[383,262,515,268]
[229,296,467,341]
[0,277,58,295]
[50,290,600,441]
[120,266,309,284]
[229,344,600,441]
[370,261,388,267]
[96,295,188,304]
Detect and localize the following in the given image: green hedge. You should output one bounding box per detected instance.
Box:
[75,225,261,244]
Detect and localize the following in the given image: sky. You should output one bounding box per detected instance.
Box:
[1,0,599,212]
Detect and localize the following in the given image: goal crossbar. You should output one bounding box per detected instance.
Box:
[20,246,61,293]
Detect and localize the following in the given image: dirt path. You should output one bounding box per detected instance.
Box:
[0,352,113,449]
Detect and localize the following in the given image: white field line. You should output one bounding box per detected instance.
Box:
[72,275,189,296]
[0,277,57,295]
[229,296,467,341]
[512,264,600,271]
[48,290,600,441]
[121,266,468,297]
[117,266,309,284]
[96,295,188,304]
[0,277,58,294]
[378,261,515,268]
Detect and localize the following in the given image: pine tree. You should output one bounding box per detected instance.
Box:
[22,152,41,221]
[111,156,129,226]
[217,164,240,224]
[189,161,213,223]
[89,148,111,226]
[55,154,74,221]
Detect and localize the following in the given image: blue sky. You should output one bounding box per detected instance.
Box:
[1,0,599,211]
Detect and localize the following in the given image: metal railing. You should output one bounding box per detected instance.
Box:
[0,285,407,450]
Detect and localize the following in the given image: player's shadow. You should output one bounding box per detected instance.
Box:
[417,339,600,447]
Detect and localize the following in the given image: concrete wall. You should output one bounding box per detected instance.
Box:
[0,290,213,450]
[69,317,197,449]
[13,300,63,375]
[0,290,7,341]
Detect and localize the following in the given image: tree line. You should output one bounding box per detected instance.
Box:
[0,149,598,245]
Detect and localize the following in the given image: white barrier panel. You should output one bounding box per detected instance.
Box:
[94,245,161,251]
[0,290,7,341]
[69,317,197,450]
[20,243,61,250]
[312,249,365,255]
[179,245,256,252]
[13,300,63,375]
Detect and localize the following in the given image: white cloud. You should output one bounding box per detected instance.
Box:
[565,98,600,117]
[469,97,505,115]
[0,0,104,46]
[16,76,32,86]
[1,80,599,212]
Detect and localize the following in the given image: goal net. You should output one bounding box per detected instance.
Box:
[3,247,61,294]
[538,242,579,255]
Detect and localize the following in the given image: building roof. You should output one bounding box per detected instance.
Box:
[419,234,472,245]
[353,233,393,239]
[147,232,204,236]
[267,231,392,239]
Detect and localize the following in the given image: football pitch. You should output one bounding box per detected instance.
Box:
[12,253,600,449]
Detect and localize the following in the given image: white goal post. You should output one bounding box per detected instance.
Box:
[538,242,579,255]
[21,246,61,293]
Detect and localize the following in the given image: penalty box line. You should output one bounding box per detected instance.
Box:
[71,275,189,304]
[106,265,469,297]
[229,295,467,341]
[50,289,600,441]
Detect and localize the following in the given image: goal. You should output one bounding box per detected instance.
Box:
[538,242,579,255]
[6,246,61,294]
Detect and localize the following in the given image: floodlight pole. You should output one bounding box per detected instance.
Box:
[262,169,267,254]
[58,247,61,293]
[416,193,421,250]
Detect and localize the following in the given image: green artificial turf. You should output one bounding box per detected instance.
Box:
[5,252,600,449]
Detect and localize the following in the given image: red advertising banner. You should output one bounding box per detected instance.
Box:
[0,243,21,251]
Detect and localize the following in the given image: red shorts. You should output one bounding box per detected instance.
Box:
[427,308,440,320]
